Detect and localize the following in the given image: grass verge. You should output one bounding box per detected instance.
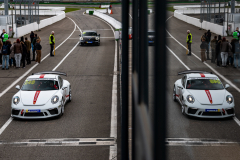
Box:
[65,8,80,13]
[167,6,175,12]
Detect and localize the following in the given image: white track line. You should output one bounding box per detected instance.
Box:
[83,12,118,160]
[166,15,240,126]
[0,17,82,136]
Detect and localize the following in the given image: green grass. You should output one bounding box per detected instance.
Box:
[64,8,80,13]
[167,6,175,12]
[80,7,106,10]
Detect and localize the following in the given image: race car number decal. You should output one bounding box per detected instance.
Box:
[24,80,35,85]
[205,109,220,112]
[209,79,221,84]
[26,109,41,113]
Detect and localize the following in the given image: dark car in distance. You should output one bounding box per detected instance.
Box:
[148,30,155,45]
[79,30,100,46]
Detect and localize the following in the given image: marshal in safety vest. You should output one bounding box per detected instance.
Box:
[233,31,239,40]
[3,33,8,42]
[186,33,192,43]
[49,34,55,44]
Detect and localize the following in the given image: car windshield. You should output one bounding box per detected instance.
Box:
[148,32,155,36]
[186,78,224,90]
[21,79,59,91]
[83,32,97,36]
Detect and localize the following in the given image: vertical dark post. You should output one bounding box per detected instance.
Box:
[4,0,8,16]
[20,1,22,27]
[154,0,167,159]
[24,2,26,25]
[132,0,139,159]
[231,0,235,13]
[139,0,148,108]
[121,0,129,159]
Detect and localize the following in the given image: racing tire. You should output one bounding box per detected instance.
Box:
[173,85,177,102]
[58,100,64,118]
[68,90,72,102]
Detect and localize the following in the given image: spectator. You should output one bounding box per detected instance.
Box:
[233,27,240,41]
[1,40,11,70]
[0,40,2,66]
[14,39,22,69]
[228,39,236,66]
[30,31,34,43]
[7,40,13,67]
[233,39,240,68]
[186,30,192,56]
[216,35,222,67]
[207,30,211,47]
[220,37,232,67]
[200,38,208,62]
[1,29,7,43]
[35,39,42,64]
[24,37,31,65]
[32,34,37,61]
[49,31,55,57]
[10,41,16,67]
[37,36,41,43]
[20,37,27,68]
[210,36,217,63]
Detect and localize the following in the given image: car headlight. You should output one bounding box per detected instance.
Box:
[51,95,59,104]
[80,37,83,40]
[95,37,99,40]
[226,95,233,104]
[13,96,20,105]
[187,95,195,103]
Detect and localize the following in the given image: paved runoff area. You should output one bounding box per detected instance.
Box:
[1,4,240,160]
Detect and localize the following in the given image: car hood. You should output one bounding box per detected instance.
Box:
[20,90,58,105]
[187,90,226,105]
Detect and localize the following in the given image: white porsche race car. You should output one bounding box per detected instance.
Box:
[11,71,71,119]
[173,70,235,118]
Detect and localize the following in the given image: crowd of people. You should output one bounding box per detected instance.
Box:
[0,29,57,70]
[187,28,240,68]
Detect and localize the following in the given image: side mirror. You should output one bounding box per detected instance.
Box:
[15,85,20,90]
[177,85,183,89]
[225,84,230,89]
[62,87,67,90]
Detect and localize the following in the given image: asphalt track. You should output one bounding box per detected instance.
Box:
[0,9,119,159]
[110,6,240,159]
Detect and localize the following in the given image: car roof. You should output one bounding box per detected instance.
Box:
[83,30,97,33]
[27,74,58,79]
[186,73,218,79]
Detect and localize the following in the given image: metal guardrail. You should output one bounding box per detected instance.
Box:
[121,0,167,160]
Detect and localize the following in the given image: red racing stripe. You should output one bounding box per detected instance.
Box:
[205,90,213,104]
[200,73,205,77]
[39,74,45,78]
[33,91,41,104]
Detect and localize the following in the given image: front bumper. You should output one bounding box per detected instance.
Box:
[80,40,100,45]
[185,105,235,118]
[11,105,61,119]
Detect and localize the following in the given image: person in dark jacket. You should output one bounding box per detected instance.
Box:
[20,37,27,68]
[1,40,11,70]
[228,39,236,66]
[14,39,23,69]
[32,34,37,61]
[200,38,208,62]
[210,36,217,63]
[35,39,42,64]
[30,31,34,43]
[24,37,31,65]
[216,35,222,67]
[220,37,232,67]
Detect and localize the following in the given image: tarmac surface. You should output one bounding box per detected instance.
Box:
[0,9,119,159]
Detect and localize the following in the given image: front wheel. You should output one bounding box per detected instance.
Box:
[182,105,186,116]
[173,85,177,102]
[68,90,72,102]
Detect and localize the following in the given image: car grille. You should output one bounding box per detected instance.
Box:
[25,113,44,117]
[12,109,20,115]
[83,38,95,41]
[202,112,222,116]
[48,108,58,115]
[226,108,234,115]
[188,108,198,114]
